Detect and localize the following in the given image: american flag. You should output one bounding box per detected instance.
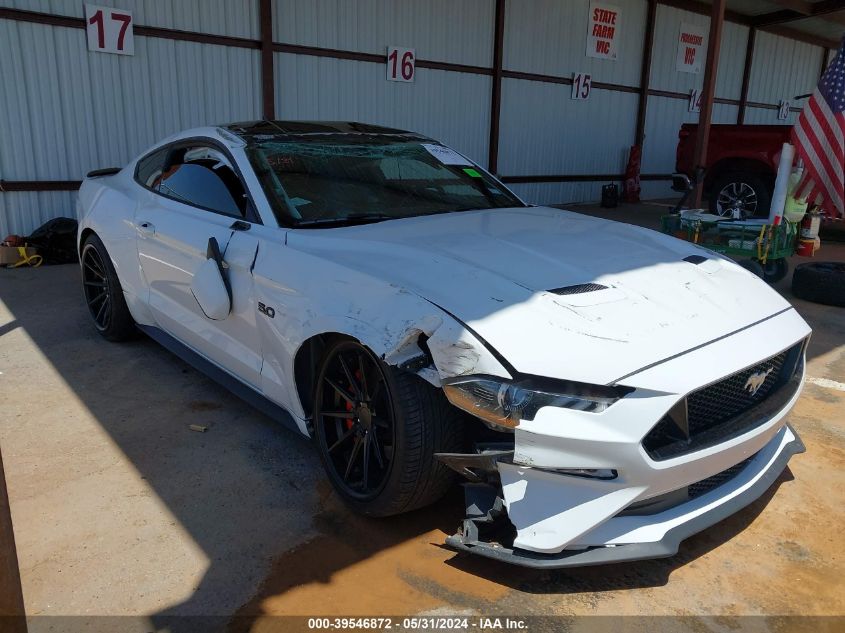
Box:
[791,36,845,218]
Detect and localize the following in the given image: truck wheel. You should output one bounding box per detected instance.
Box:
[791,262,845,307]
[760,258,789,284]
[710,173,771,219]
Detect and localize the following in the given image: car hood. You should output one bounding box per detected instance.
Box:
[286,207,792,385]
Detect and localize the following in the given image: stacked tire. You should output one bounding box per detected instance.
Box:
[791,262,845,307]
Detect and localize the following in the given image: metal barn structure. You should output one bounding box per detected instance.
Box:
[0,0,841,236]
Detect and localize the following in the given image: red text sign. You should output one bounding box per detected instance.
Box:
[387,46,415,82]
[676,22,706,74]
[85,4,134,55]
[586,3,621,61]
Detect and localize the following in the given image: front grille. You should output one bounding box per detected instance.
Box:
[687,351,788,433]
[620,453,756,516]
[643,341,804,461]
[688,455,754,499]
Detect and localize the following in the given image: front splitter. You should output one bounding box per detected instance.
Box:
[446,425,805,568]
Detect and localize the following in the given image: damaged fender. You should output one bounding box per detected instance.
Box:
[251,238,512,426]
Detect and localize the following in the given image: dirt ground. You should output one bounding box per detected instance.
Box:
[0,202,843,632]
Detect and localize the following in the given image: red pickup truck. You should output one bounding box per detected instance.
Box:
[675,124,791,218]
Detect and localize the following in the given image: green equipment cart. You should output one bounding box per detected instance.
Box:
[661,214,799,284]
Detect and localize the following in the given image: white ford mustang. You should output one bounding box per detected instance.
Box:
[77,121,810,568]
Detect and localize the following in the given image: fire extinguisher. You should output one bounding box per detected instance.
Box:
[797,209,822,257]
[801,210,821,240]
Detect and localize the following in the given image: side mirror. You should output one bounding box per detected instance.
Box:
[189,237,232,320]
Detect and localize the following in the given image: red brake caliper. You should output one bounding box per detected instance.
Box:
[345,398,354,430]
[345,371,359,430]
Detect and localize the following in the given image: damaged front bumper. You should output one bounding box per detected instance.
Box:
[443,424,804,568]
[439,311,809,568]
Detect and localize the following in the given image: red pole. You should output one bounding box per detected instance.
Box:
[0,444,26,633]
[692,0,727,208]
[259,0,275,120]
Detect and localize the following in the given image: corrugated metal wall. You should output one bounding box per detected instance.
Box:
[500,0,645,204]
[0,2,261,236]
[649,5,748,98]
[640,4,750,199]
[503,0,645,86]
[0,0,836,234]
[743,30,823,127]
[272,0,495,167]
[273,0,494,67]
[1,0,259,38]
[274,56,492,167]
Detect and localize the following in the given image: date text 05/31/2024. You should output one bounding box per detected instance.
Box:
[307,617,528,630]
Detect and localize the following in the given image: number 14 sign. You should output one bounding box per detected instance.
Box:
[85,4,134,56]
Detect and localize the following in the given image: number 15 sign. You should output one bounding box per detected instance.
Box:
[85,4,134,56]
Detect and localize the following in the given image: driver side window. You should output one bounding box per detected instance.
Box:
[142,143,248,217]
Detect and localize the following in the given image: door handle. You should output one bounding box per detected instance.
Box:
[137,221,156,235]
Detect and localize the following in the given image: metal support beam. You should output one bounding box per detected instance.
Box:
[0,445,26,633]
[259,0,275,120]
[487,0,505,174]
[692,0,727,208]
[654,1,839,49]
[752,0,845,27]
[635,0,658,146]
[737,27,756,124]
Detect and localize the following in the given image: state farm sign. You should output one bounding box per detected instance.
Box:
[586,2,621,61]
[676,22,707,74]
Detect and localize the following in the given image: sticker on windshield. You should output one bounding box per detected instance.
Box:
[422,143,473,166]
[463,168,482,178]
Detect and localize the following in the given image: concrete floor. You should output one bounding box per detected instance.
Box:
[0,204,843,631]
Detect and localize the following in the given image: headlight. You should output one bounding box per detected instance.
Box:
[443,376,630,431]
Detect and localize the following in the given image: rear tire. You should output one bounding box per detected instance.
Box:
[710,172,771,219]
[791,262,845,307]
[80,234,136,341]
[313,338,463,517]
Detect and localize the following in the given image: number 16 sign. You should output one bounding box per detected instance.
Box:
[387,46,415,82]
[85,4,134,56]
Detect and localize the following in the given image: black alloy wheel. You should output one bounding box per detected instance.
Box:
[314,340,395,502]
[80,234,136,341]
[82,243,113,332]
[313,337,464,517]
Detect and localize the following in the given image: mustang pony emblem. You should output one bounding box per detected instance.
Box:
[744,368,774,396]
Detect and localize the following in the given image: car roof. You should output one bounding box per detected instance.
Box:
[222,120,434,142]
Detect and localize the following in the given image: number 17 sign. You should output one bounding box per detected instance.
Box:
[85,4,134,56]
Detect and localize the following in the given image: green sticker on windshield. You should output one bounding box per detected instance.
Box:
[463,168,482,178]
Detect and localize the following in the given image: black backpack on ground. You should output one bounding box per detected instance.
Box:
[26,217,79,264]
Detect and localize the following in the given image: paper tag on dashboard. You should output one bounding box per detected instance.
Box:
[422,144,473,166]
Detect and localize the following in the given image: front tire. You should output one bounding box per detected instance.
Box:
[80,234,136,341]
[313,338,463,517]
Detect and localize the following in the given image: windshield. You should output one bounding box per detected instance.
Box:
[245,137,525,227]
